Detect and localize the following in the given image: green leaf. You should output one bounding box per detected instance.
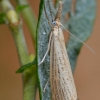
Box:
[0,12,6,24]
[37,0,55,100]
[16,5,29,13]
[16,57,36,73]
[61,0,96,72]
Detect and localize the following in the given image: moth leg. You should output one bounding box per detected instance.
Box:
[38,32,53,66]
[43,78,49,92]
[38,3,54,66]
[38,49,49,65]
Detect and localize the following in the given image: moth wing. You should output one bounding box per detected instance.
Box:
[50,28,78,100]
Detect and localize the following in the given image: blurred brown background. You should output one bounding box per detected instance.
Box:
[0,0,100,100]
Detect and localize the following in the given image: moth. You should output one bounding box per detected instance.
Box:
[39,1,78,100]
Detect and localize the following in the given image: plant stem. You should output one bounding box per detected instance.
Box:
[16,0,37,45]
[0,0,37,100]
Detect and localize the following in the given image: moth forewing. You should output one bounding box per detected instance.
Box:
[39,1,78,100]
[50,27,77,100]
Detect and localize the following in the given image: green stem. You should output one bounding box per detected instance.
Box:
[10,26,29,65]
[10,28,38,100]
[0,0,37,100]
[16,0,37,45]
[11,25,37,100]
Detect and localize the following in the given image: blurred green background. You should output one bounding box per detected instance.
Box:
[0,0,100,100]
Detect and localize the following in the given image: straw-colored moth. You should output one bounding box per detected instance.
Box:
[39,1,78,100]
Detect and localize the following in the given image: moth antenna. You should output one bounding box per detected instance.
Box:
[48,0,54,21]
[61,23,95,54]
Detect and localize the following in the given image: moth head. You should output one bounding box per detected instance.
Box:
[52,21,56,26]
